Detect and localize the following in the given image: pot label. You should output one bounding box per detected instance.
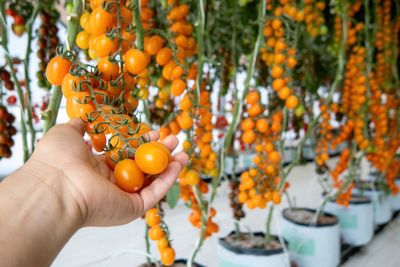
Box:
[283,228,315,256]
[336,210,357,229]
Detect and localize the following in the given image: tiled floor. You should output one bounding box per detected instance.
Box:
[49,157,400,267]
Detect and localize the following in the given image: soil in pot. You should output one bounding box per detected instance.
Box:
[223,233,283,251]
[284,208,337,225]
[137,259,203,267]
[328,194,370,204]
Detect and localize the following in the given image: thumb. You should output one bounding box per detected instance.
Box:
[67,119,85,137]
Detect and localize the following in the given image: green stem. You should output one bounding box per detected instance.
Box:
[265,205,274,242]
[43,0,82,133]
[0,8,29,161]
[213,0,266,203]
[24,4,40,152]
[187,187,208,267]
[133,0,144,50]
[144,224,151,264]
[279,7,348,191]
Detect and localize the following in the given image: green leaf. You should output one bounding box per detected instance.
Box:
[166,183,180,209]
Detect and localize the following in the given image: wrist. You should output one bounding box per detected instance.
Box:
[0,159,83,266]
[22,158,86,228]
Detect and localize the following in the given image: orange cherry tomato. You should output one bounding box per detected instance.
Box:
[145,208,161,227]
[144,35,165,55]
[61,73,85,98]
[148,224,165,240]
[90,133,106,152]
[98,57,119,81]
[89,7,115,36]
[114,159,144,193]
[94,34,118,58]
[46,56,71,86]
[125,49,148,75]
[135,141,171,175]
[66,92,95,120]
[156,47,173,66]
[160,247,175,266]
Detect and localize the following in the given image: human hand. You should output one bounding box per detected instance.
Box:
[26,119,188,227]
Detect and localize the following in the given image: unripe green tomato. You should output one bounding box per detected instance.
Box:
[65,2,74,14]
[239,0,248,7]
[294,104,305,117]
[319,25,328,35]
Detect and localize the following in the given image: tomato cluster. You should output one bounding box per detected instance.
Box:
[0,106,16,159]
[261,18,299,110]
[237,91,286,210]
[37,10,60,90]
[5,0,33,37]
[145,207,175,266]
[0,68,18,106]
[46,0,176,195]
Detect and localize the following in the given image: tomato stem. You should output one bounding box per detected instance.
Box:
[43,0,82,133]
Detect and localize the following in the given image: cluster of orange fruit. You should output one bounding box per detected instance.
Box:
[333,2,362,46]
[192,89,218,177]
[145,207,175,266]
[188,205,219,239]
[364,0,400,194]
[237,91,285,209]
[261,17,299,110]
[268,0,326,37]
[154,2,198,138]
[178,166,219,238]
[330,148,350,186]
[314,103,334,167]
[374,0,394,90]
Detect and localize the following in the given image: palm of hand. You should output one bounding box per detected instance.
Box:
[31,120,187,226]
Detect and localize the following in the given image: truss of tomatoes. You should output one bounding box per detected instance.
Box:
[45,53,173,194]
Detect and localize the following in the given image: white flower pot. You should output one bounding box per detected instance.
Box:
[353,187,392,226]
[302,145,315,160]
[325,196,374,246]
[239,152,256,171]
[281,208,340,267]
[217,233,289,267]
[389,179,400,212]
[284,147,296,164]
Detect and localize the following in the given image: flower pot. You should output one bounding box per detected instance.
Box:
[239,152,256,171]
[281,208,340,267]
[389,179,400,212]
[283,146,296,164]
[302,146,315,161]
[354,183,392,226]
[217,232,289,267]
[137,259,205,267]
[302,139,315,160]
[324,195,374,246]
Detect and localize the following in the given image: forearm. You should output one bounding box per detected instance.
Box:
[0,160,81,267]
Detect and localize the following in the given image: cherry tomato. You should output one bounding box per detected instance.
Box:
[90,133,106,152]
[76,31,90,50]
[61,73,85,98]
[89,7,115,36]
[145,208,161,227]
[144,35,165,55]
[66,92,95,120]
[148,225,165,240]
[97,57,119,81]
[94,34,118,58]
[114,159,144,193]
[7,95,16,105]
[14,15,25,25]
[135,141,171,175]
[160,247,175,266]
[124,49,148,75]
[46,56,71,86]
